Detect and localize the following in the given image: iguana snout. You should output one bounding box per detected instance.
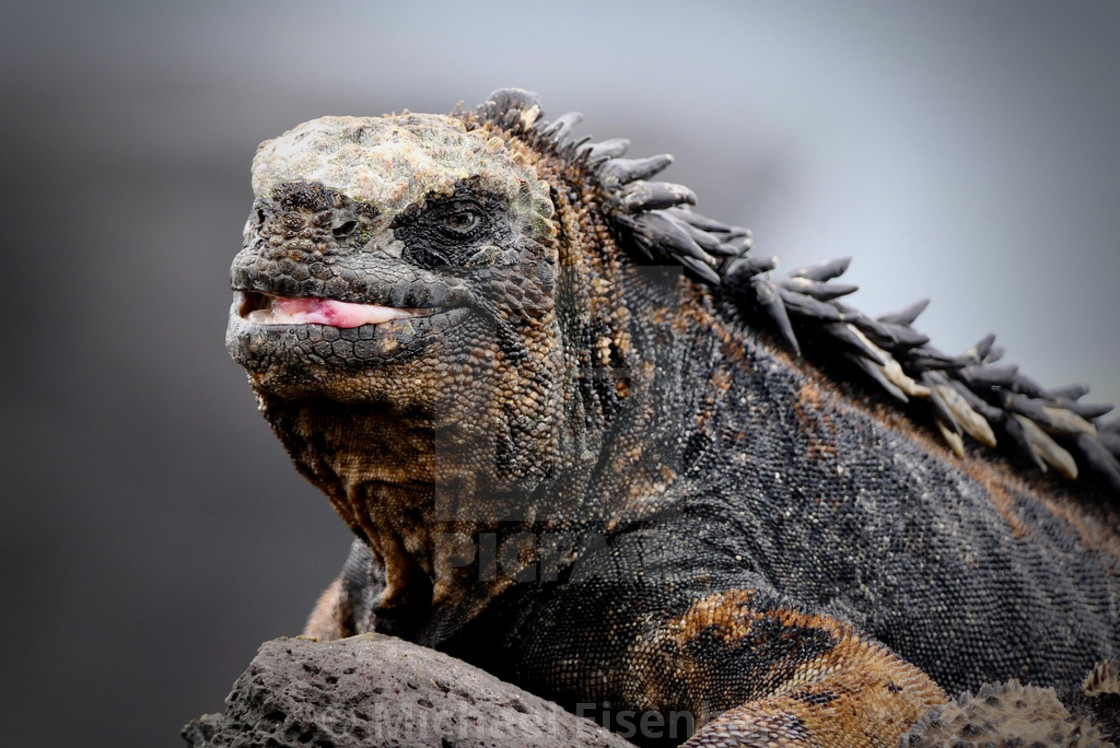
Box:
[225,210,473,381]
[225,113,564,398]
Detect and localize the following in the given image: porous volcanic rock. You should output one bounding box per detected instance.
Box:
[182,634,632,747]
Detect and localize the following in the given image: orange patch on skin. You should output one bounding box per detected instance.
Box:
[659,465,678,484]
[668,589,852,648]
[793,382,839,461]
[960,461,1031,540]
[667,588,758,643]
[711,367,732,394]
[660,590,946,746]
[303,578,347,641]
[697,643,946,748]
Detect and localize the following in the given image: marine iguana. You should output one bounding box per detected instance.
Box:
[226,89,1120,746]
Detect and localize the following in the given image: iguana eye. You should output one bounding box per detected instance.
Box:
[441,209,480,236]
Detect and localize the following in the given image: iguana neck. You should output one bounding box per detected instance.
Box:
[251,268,718,621]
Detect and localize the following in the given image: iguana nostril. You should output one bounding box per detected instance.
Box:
[332,220,357,238]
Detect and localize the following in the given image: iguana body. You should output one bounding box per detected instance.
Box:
[227,90,1120,746]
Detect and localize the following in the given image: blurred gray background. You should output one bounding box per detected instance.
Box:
[2,1,1118,745]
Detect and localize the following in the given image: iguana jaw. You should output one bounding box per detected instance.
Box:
[224,237,477,390]
[226,290,472,386]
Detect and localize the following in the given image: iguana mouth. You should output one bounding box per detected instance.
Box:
[237,291,440,328]
[228,287,472,375]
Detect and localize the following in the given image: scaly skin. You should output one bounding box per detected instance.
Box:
[227,91,1120,746]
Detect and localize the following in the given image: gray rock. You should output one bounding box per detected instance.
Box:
[182,634,632,748]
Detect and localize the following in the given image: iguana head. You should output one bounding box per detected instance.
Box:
[228,110,559,395]
[227,104,591,524]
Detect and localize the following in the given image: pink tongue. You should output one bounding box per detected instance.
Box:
[251,297,413,328]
